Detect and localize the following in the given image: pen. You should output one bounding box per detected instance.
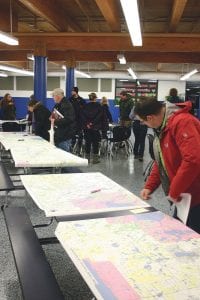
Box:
[91,189,101,194]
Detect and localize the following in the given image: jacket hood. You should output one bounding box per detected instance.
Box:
[165,101,192,121]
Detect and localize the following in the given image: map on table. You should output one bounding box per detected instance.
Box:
[55,211,200,300]
[0,132,87,168]
[20,172,148,216]
[12,144,88,168]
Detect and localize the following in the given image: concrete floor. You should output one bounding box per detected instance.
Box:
[0,135,171,300]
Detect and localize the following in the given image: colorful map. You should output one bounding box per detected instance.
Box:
[55,211,200,300]
[20,172,148,217]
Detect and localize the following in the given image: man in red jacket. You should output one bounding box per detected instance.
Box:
[134,97,200,233]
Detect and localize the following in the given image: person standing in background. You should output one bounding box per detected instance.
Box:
[69,87,86,154]
[50,88,76,152]
[129,105,147,161]
[0,93,17,131]
[119,91,134,127]
[27,99,51,141]
[81,92,105,163]
[100,96,113,139]
[166,88,182,104]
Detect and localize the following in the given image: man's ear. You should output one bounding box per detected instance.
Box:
[146,115,153,121]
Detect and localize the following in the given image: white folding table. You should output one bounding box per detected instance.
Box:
[0,132,88,172]
[20,172,149,218]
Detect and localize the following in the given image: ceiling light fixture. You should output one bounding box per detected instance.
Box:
[120,0,142,46]
[180,69,198,81]
[62,66,91,78]
[0,65,33,76]
[27,54,34,61]
[117,54,126,64]
[0,31,18,45]
[127,67,137,79]
[0,0,19,46]
[75,70,91,78]
[0,72,8,77]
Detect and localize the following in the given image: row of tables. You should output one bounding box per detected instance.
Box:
[0,132,88,172]
[1,131,200,299]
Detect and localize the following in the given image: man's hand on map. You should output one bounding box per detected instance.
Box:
[140,189,151,200]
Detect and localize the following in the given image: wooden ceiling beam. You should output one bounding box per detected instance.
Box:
[0,61,28,69]
[103,62,115,70]
[169,0,188,32]
[94,0,121,32]
[50,51,200,63]
[1,50,200,64]
[1,33,200,52]
[17,0,82,32]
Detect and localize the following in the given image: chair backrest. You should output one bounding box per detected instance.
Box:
[112,126,131,142]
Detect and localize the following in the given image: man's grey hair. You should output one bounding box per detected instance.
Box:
[52,88,64,97]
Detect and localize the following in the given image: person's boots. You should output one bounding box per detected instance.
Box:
[92,154,100,164]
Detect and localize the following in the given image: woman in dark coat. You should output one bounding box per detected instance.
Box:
[28,99,51,141]
[0,93,17,131]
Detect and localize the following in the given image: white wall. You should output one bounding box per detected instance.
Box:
[1,74,187,101]
[157,80,186,101]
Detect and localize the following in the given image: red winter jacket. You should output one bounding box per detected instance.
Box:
[145,101,200,207]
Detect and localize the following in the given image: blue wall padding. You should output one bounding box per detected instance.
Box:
[7,97,119,123]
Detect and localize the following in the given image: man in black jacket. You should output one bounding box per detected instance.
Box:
[51,88,76,152]
[81,92,106,163]
[68,86,86,154]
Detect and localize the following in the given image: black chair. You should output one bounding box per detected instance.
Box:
[107,126,133,157]
[2,121,20,132]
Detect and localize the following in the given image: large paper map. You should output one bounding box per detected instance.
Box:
[0,132,87,167]
[56,211,200,299]
[20,172,148,217]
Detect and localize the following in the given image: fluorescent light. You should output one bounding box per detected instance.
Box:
[127,67,137,79]
[120,0,142,46]
[117,54,126,64]
[0,72,8,77]
[180,69,198,81]
[62,66,91,78]
[0,65,33,76]
[0,31,19,45]
[75,70,91,78]
[27,54,34,61]
[119,79,129,81]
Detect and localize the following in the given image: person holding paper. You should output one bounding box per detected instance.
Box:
[134,97,200,233]
[51,88,76,152]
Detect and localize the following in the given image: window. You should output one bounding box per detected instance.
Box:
[16,77,33,90]
[47,77,60,90]
[100,79,112,92]
[77,78,98,92]
[0,76,14,90]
